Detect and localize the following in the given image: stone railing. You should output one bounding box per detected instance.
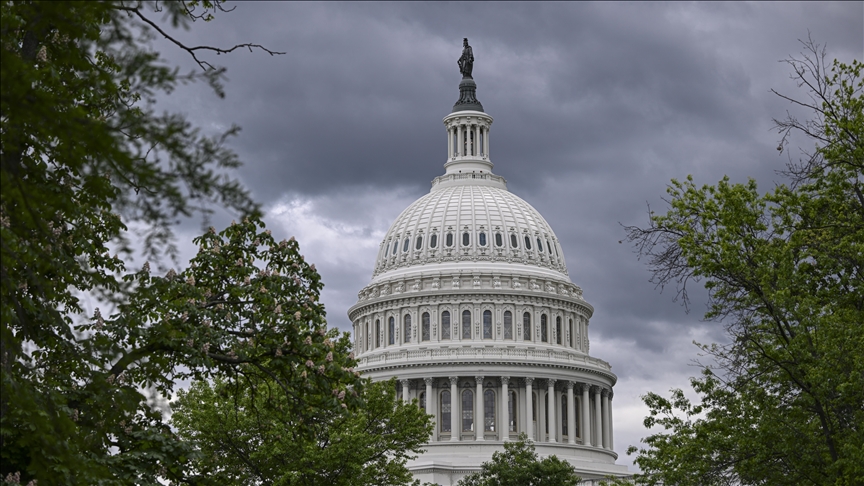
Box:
[431,172,506,187]
[358,345,612,372]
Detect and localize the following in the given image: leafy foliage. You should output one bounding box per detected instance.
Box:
[456,434,581,486]
[0,2,349,485]
[624,40,863,486]
[172,377,433,486]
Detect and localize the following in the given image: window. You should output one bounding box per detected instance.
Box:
[430,234,438,248]
[541,314,548,342]
[384,242,389,257]
[366,323,371,350]
[546,240,552,255]
[441,311,451,340]
[484,389,495,432]
[508,390,517,432]
[403,238,409,252]
[556,316,562,345]
[532,393,537,422]
[537,237,543,252]
[554,243,559,257]
[479,232,487,246]
[462,389,474,432]
[575,398,580,437]
[403,314,412,343]
[503,311,513,340]
[569,318,574,348]
[523,312,531,340]
[545,394,549,434]
[415,236,423,250]
[392,240,399,255]
[562,395,568,437]
[446,232,454,247]
[462,310,472,339]
[524,235,532,250]
[483,310,492,339]
[510,234,518,248]
[495,233,503,247]
[422,312,431,341]
[388,317,395,345]
[462,232,470,246]
[375,319,380,348]
[420,392,426,412]
[441,391,452,433]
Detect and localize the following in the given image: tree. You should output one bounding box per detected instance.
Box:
[456,434,581,486]
[171,377,433,486]
[623,39,863,486]
[0,2,357,485]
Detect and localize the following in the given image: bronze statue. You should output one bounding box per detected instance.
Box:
[458,38,474,78]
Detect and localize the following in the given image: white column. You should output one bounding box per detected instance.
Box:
[547,380,557,443]
[602,389,610,450]
[594,386,603,448]
[401,379,410,404]
[500,376,509,441]
[581,384,591,446]
[567,382,576,444]
[456,124,462,156]
[609,391,615,451]
[474,125,479,156]
[475,376,484,441]
[425,377,435,441]
[485,126,490,157]
[450,376,459,441]
[525,377,534,441]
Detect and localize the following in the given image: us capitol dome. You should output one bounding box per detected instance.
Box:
[348,39,629,485]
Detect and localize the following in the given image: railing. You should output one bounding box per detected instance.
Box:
[358,346,612,372]
[431,172,507,187]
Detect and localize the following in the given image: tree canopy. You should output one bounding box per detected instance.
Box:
[623,40,863,486]
[456,434,582,486]
[0,2,366,485]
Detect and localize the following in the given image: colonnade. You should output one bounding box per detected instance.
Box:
[398,375,614,451]
[447,122,489,158]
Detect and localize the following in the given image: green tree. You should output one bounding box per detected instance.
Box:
[0,2,358,485]
[456,434,581,486]
[171,377,433,486]
[624,40,863,486]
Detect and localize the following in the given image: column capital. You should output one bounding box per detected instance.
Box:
[609,390,614,400]
[449,376,458,385]
[566,380,575,391]
[400,379,410,388]
[591,385,603,394]
[602,388,610,397]
[424,377,434,386]
[500,376,510,386]
[546,378,557,388]
[524,376,535,386]
[475,375,484,385]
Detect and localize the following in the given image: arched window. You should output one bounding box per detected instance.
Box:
[554,243,560,257]
[375,319,380,348]
[483,310,492,339]
[441,311,451,340]
[556,316,562,345]
[562,395,568,437]
[523,312,531,340]
[575,398,581,437]
[503,311,513,340]
[462,389,474,432]
[446,232,454,247]
[422,312,431,341]
[430,233,438,248]
[537,237,543,252]
[420,392,426,412]
[403,314,412,343]
[462,310,472,339]
[365,323,370,351]
[546,239,552,255]
[484,389,495,432]
[441,391,452,433]
[384,242,389,257]
[569,318,573,348]
[541,314,548,343]
[524,235,532,250]
[510,233,518,248]
[402,238,409,252]
[462,232,470,246]
[479,232,487,246]
[495,233,503,247]
[508,390,517,432]
[532,393,537,424]
[545,393,550,434]
[388,317,395,345]
[415,235,423,250]
[392,240,398,255]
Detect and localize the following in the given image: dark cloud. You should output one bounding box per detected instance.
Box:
[147,1,862,467]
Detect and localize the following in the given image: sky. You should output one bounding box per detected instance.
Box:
[149,1,863,470]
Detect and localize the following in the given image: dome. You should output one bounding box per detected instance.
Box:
[371,183,570,283]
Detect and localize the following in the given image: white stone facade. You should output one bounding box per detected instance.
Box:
[349,97,628,485]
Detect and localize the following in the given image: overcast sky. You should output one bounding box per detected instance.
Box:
[151,2,862,470]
